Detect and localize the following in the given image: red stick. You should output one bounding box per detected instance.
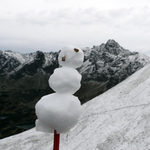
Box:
[53,130,60,150]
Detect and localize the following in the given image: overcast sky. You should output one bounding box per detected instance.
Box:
[0,0,150,56]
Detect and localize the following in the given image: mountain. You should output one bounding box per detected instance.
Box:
[0,39,150,139]
[0,63,150,150]
[77,39,150,102]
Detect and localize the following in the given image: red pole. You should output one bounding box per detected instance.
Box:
[53,130,60,150]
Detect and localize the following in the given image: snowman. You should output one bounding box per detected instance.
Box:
[35,45,84,134]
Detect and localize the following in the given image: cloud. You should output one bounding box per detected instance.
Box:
[130,7,150,30]
[21,6,150,31]
[11,8,116,28]
[1,2,150,54]
[2,5,149,31]
[15,11,51,25]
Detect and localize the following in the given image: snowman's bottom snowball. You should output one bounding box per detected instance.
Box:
[35,93,82,134]
[36,119,54,133]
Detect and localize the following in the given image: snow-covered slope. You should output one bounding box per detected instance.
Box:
[1,63,150,150]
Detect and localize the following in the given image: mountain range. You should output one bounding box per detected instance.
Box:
[0,59,150,150]
[0,39,150,139]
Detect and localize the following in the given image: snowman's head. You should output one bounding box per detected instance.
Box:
[58,45,84,68]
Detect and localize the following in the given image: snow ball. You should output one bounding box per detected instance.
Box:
[35,93,82,134]
[58,45,84,68]
[49,67,81,94]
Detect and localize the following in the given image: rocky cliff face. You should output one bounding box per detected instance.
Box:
[0,39,150,139]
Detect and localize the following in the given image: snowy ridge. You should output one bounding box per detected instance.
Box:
[1,50,26,64]
[0,39,150,77]
[43,52,58,67]
[80,45,150,77]
[1,63,150,150]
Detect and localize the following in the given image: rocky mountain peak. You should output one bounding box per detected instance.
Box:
[106,39,120,48]
[35,51,45,61]
[105,39,126,55]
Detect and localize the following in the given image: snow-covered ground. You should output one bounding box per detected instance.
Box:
[0,63,150,150]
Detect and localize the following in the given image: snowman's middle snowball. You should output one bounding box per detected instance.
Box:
[49,67,81,94]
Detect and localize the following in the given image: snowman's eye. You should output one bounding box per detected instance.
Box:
[62,56,66,61]
[74,48,79,53]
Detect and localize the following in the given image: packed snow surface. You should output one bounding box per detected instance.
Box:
[49,67,81,94]
[35,93,82,134]
[1,63,150,150]
[58,45,84,68]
